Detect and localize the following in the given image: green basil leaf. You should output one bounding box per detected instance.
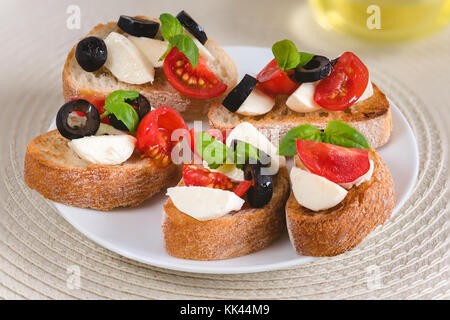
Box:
[103,102,139,132]
[297,52,315,68]
[169,34,199,68]
[272,39,300,71]
[159,43,173,61]
[159,13,183,41]
[105,90,139,106]
[323,120,370,149]
[234,141,260,167]
[196,132,232,169]
[278,124,323,156]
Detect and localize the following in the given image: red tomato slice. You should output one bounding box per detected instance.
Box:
[233,180,253,197]
[256,58,299,96]
[182,164,233,190]
[296,140,370,184]
[163,47,227,99]
[314,52,369,111]
[71,96,109,124]
[136,106,188,166]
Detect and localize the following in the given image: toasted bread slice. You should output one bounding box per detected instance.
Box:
[63,16,238,120]
[24,130,179,211]
[285,150,395,257]
[208,83,392,149]
[162,167,290,260]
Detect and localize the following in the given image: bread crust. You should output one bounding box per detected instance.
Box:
[286,151,396,257]
[62,17,238,121]
[24,130,179,211]
[208,83,392,149]
[162,167,290,260]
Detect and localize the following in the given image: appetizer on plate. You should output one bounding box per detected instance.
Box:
[24,90,188,210]
[280,121,396,256]
[209,39,392,149]
[162,122,290,260]
[63,11,238,120]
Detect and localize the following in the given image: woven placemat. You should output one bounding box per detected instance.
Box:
[0,0,448,299]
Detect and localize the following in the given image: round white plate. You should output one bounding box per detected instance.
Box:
[52,46,419,274]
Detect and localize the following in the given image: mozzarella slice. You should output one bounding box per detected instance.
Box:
[104,32,155,84]
[339,160,374,189]
[167,186,245,221]
[184,30,215,62]
[128,36,168,68]
[286,77,374,113]
[236,87,275,116]
[286,82,322,113]
[95,123,127,136]
[290,167,348,211]
[68,135,136,165]
[226,122,286,175]
[203,161,245,181]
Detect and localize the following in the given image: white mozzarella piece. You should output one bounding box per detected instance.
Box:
[104,32,155,84]
[236,87,275,116]
[339,160,374,189]
[225,122,286,175]
[286,82,322,113]
[68,135,136,165]
[184,30,215,62]
[167,186,245,221]
[290,167,348,211]
[128,36,168,68]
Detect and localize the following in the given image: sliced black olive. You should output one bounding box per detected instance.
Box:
[176,11,207,45]
[108,94,151,131]
[243,163,273,208]
[75,37,107,72]
[229,139,272,167]
[56,100,100,139]
[117,15,160,38]
[222,74,258,113]
[294,55,332,83]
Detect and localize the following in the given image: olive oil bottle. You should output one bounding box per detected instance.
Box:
[308,0,450,41]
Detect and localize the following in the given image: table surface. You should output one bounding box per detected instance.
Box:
[0,0,448,299]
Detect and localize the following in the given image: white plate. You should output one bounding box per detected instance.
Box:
[52,46,419,274]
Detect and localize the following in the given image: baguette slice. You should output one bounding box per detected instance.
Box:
[286,151,395,257]
[208,83,392,149]
[24,130,179,211]
[63,16,238,120]
[162,167,290,260]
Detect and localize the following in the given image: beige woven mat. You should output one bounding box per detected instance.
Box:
[0,0,448,299]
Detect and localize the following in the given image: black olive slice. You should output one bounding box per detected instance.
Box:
[243,163,273,208]
[75,37,107,72]
[56,100,100,139]
[222,74,258,113]
[294,55,332,83]
[229,139,272,168]
[176,11,207,45]
[117,15,160,38]
[108,94,151,131]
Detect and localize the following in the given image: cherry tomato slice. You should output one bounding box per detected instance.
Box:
[182,164,233,190]
[71,96,108,124]
[136,106,188,166]
[233,180,253,197]
[296,140,370,184]
[256,58,299,96]
[163,47,227,99]
[314,52,369,111]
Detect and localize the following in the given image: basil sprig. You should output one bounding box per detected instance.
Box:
[272,39,315,71]
[159,13,199,68]
[196,132,233,169]
[196,133,261,170]
[100,90,140,132]
[278,120,370,156]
